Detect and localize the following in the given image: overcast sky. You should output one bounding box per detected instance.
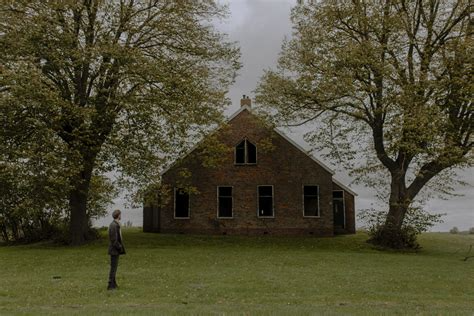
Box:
[97,0,473,232]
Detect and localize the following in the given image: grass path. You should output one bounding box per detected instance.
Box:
[0,229,473,315]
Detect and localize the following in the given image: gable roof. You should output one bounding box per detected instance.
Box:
[160,105,357,196]
[333,178,358,197]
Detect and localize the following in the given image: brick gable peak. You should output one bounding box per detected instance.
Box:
[160,104,357,196]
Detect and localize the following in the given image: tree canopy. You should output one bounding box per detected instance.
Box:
[257,0,472,248]
[0,0,240,244]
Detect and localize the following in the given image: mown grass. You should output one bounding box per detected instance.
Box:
[0,229,473,315]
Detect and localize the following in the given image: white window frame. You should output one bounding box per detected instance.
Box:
[302,185,320,218]
[234,138,257,165]
[333,190,346,228]
[217,186,234,219]
[174,187,190,219]
[257,185,274,218]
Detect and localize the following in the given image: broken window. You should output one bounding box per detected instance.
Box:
[258,185,274,217]
[218,186,233,218]
[235,139,257,164]
[303,186,319,217]
[174,188,190,218]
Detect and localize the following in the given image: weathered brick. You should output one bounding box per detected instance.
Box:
[147,107,356,236]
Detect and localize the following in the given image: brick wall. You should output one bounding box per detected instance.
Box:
[158,109,355,236]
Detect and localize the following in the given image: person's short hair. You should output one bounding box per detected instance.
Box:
[112,209,121,219]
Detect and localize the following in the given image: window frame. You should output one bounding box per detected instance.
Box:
[217,186,234,219]
[332,190,346,228]
[174,187,190,219]
[302,185,320,218]
[257,185,274,218]
[234,138,257,165]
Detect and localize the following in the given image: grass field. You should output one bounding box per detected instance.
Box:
[0,229,473,315]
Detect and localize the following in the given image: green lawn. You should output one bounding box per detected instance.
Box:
[0,229,473,315]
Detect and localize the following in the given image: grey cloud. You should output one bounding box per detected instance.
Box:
[222,0,294,113]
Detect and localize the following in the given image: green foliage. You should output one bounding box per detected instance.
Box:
[256,0,472,248]
[0,138,69,242]
[370,225,420,250]
[450,227,460,234]
[359,207,445,249]
[87,175,118,222]
[0,156,115,242]
[197,129,233,169]
[0,0,240,243]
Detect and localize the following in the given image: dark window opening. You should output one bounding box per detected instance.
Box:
[303,185,319,217]
[333,190,345,228]
[304,186,318,196]
[258,186,273,217]
[218,186,233,218]
[235,140,245,164]
[333,191,344,199]
[247,141,256,163]
[235,139,257,164]
[175,188,190,218]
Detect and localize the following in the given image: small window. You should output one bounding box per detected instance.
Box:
[235,141,246,164]
[303,185,319,217]
[258,185,274,217]
[174,188,190,218]
[247,141,256,163]
[333,191,344,199]
[218,186,233,218]
[235,139,257,164]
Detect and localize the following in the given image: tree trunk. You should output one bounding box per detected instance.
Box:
[0,224,9,243]
[373,171,413,248]
[69,156,95,245]
[385,204,406,231]
[10,218,20,241]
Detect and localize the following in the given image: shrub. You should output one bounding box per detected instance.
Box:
[0,171,115,244]
[450,227,459,234]
[469,227,474,235]
[358,207,444,249]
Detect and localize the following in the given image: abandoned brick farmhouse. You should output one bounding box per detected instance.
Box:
[143,97,356,236]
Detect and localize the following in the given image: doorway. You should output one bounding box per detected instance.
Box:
[333,190,345,229]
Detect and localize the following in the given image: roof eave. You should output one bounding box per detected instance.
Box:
[272,127,335,175]
[332,178,358,196]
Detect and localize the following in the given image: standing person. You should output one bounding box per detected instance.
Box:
[108,209,125,290]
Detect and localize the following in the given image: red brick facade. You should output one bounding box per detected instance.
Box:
[144,106,356,236]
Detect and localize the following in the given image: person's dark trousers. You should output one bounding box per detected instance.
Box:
[108,255,119,289]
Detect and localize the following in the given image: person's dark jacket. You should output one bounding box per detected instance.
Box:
[108,220,126,256]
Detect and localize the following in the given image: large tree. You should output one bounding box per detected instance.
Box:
[0,0,240,244]
[257,0,472,248]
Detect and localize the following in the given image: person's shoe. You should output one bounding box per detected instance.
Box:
[107,284,116,290]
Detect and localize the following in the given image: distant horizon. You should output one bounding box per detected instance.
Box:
[94,209,473,233]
